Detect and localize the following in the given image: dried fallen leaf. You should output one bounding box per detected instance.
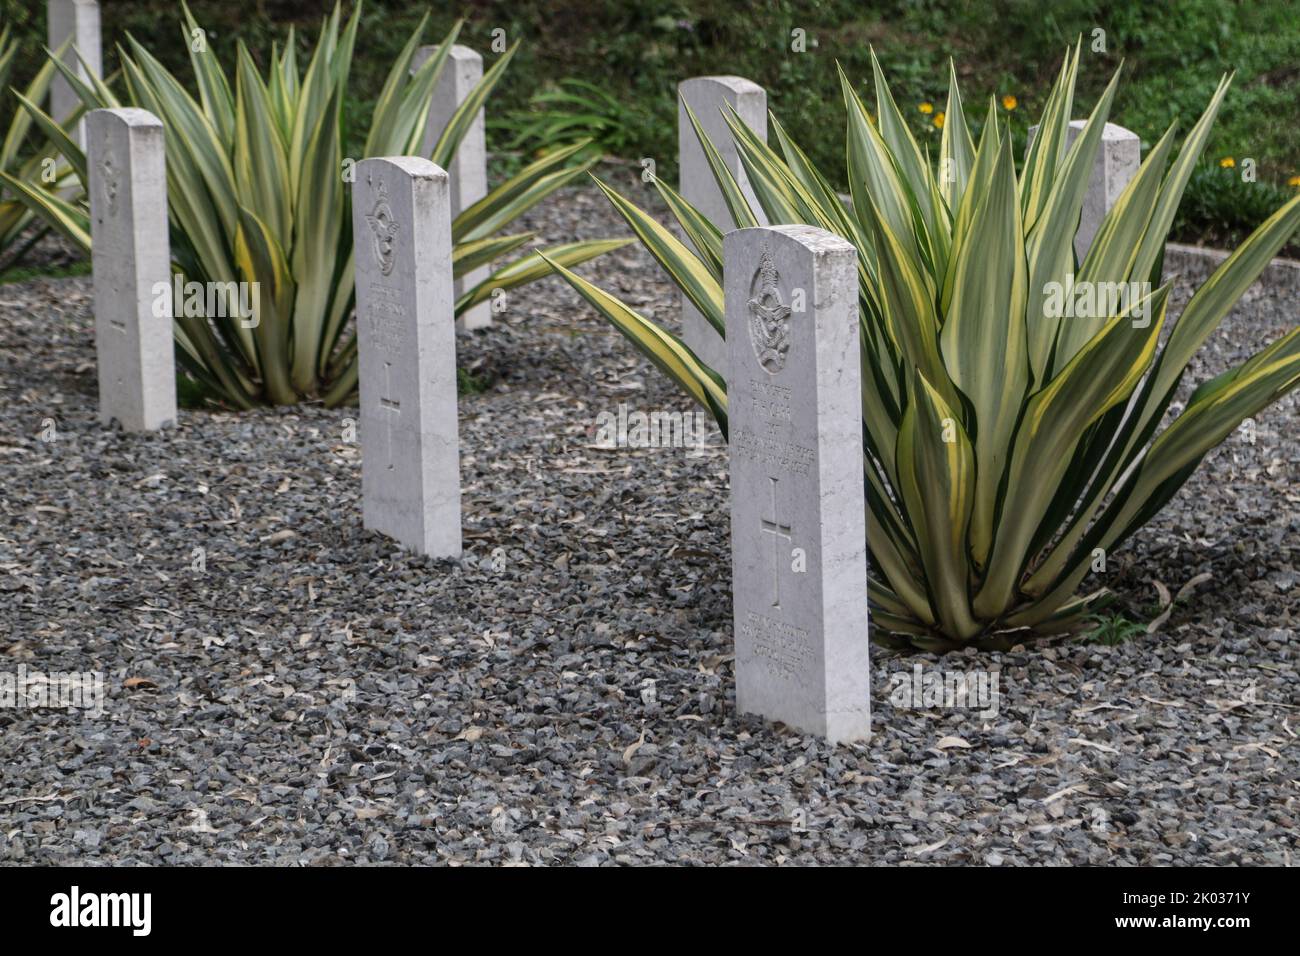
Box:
[1071,702,1121,717]
[1147,580,1174,633]
[935,735,972,750]
[1234,742,1281,759]
[698,653,734,675]
[1175,571,1214,603]
[622,723,647,765]
[1069,737,1119,754]
[123,677,157,690]
[1043,783,1090,804]
[1140,694,1186,708]
[909,836,950,856]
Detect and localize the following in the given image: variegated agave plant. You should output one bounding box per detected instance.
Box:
[546,47,1300,650]
[2,2,626,407]
[0,25,81,270]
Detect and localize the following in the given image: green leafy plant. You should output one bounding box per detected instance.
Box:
[545,46,1300,651]
[0,24,81,272]
[492,78,649,161]
[1082,612,1148,647]
[1171,159,1300,258]
[2,2,626,407]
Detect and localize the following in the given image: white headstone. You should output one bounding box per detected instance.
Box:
[678,75,767,380]
[88,108,175,432]
[47,0,102,148]
[413,44,490,332]
[352,156,462,559]
[1027,119,1140,260]
[725,224,869,744]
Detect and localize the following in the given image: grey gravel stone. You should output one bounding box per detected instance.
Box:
[0,172,1295,865]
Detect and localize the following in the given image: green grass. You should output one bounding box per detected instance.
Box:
[0,259,90,284]
[1081,612,1148,646]
[2,0,1297,266]
[456,366,493,395]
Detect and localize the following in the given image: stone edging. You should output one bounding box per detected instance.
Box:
[1163,242,1300,294]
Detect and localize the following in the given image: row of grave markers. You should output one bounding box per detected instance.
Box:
[83,65,1141,747]
[673,75,1142,367]
[46,1,492,328]
[87,104,873,742]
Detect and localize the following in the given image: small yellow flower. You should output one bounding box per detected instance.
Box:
[1288,175,1300,188]
[918,102,934,115]
[933,111,945,129]
[1001,94,1018,111]
[1219,156,1235,168]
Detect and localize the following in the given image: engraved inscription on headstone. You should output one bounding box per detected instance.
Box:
[726,224,870,744]
[88,108,175,432]
[352,157,462,559]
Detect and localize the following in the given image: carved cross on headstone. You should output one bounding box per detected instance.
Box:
[759,476,791,608]
[378,360,400,471]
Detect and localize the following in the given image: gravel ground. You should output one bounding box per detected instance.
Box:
[0,171,1296,866]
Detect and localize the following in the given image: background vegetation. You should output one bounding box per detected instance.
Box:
[1,0,1297,254]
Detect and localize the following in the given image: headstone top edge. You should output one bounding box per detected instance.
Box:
[447,44,483,63]
[413,43,483,65]
[727,223,857,258]
[1064,118,1140,141]
[358,155,449,183]
[89,107,162,130]
[678,75,765,96]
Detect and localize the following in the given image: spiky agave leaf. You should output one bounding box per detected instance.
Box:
[3,1,622,408]
[0,30,83,269]
[547,53,1300,648]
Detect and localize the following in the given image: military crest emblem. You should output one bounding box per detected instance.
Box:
[748,246,791,373]
[365,177,399,276]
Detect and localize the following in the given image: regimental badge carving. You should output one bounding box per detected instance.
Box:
[100,140,119,217]
[748,246,791,373]
[365,176,399,276]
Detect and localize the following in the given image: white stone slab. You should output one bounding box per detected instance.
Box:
[413,43,490,332]
[47,0,102,148]
[1027,119,1140,261]
[353,157,462,558]
[678,75,767,379]
[725,224,869,743]
[88,108,175,432]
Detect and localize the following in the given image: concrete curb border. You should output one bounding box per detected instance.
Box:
[1163,242,1300,295]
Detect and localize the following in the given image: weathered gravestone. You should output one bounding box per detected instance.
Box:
[88,108,175,432]
[47,0,102,148]
[678,75,767,380]
[725,224,870,743]
[1026,119,1140,260]
[413,43,491,332]
[352,157,462,558]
